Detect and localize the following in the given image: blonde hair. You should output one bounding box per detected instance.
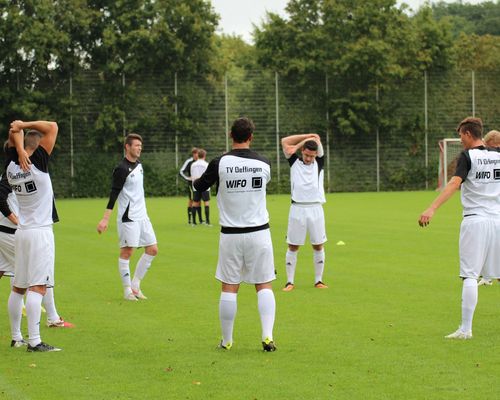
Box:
[484,130,500,147]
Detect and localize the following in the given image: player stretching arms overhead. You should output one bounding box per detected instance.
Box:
[97,133,158,301]
[419,117,500,340]
[194,117,277,352]
[281,133,328,291]
[6,120,62,352]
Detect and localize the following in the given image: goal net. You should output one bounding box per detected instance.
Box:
[437,138,462,190]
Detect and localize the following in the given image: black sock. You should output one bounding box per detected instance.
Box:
[191,207,197,224]
[205,206,210,224]
[196,207,203,223]
[188,207,192,223]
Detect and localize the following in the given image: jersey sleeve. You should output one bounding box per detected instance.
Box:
[193,157,220,192]
[316,155,325,171]
[453,151,471,182]
[30,147,50,173]
[288,154,298,167]
[179,158,192,181]
[0,175,12,217]
[106,164,128,210]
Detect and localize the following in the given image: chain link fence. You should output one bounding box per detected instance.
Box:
[13,69,500,198]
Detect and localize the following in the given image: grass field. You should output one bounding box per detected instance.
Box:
[1,192,499,400]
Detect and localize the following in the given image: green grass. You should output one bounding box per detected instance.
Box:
[1,192,499,399]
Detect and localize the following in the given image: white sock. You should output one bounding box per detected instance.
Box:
[119,258,132,294]
[313,249,325,283]
[26,290,44,347]
[285,250,298,284]
[461,278,478,333]
[257,288,275,341]
[219,292,237,346]
[132,254,155,290]
[8,291,24,342]
[43,287,60,323]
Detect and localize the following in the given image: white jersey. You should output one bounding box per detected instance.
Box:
[6,147,58,229]
[288,154,325,204]
[193,149,271,230]
[190,159,209,191]
[107,158,148,222]
[454,146,500,217]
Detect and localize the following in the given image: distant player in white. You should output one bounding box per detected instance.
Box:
[194,117,277,352]
[179,147,198,224]
[419,117,500,339]
[281,133,328,292]
[190,148,211,225]
[97,133,158,301]
[477,129,500,286]
[6,119,62,352]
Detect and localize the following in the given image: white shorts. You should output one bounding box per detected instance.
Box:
[0,231,15,277]
[118,218,157,248]
[14,227,54,288]
[459,216,500,279]
[286,203,327,246]
[216,229,276,284]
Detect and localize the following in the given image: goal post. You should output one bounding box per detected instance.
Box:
[438,138,462,190]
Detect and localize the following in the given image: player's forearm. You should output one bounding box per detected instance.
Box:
[101,209,113,221]
[9,129,24,153]
[20,121,58,136]
[428,177,462,211]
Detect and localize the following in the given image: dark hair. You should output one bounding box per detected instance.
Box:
[456,117,483,139]
[191,147,198,155]
[303,140,318,152]
[125,133,143,146]
[24,129,43,150]
[231,117,254,143]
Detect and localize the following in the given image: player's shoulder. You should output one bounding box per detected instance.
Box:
[224,149,270,166]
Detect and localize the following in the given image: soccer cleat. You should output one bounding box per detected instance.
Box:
[314,281,329,289]
[445,328,472,340]
[262,338,276,352]
[47,317,75,328]
[10,339,28,348]
[282,282,294,292]
[27,342,62,352]
[124,292,138,301]
[132,288,148,300]
[478,278,493,286]
[217,340,232,350]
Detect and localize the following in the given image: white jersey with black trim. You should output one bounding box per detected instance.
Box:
[288,154,325,204]
[454,146,500,217]
[107,158,148,222]
[193,149,271,228]
[6,146,58,229]
[190,159,208,191]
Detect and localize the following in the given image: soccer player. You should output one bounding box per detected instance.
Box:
[179,147,198,224]
[477,129,500,286]
[190,148,211,225]
[0,173,73,348]
[6,119,62,352]
[97,133,158,301]
[193,117,277,352]
[419,117,500,340]
[281,133,328,292]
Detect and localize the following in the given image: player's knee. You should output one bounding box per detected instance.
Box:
[288,244,299,252]
[312,244,324,251]
[146,245,158,257]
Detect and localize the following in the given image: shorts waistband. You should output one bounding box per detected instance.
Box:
[0,225,16,234]
[221,223,269,234]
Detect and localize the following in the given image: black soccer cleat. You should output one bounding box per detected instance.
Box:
[262,338,277,352]
[27,342,62,352]
[10,339,27,348]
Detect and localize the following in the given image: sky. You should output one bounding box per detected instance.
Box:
[210,0,488,43]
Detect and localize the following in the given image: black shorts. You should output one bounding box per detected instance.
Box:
[193,190,210,202]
